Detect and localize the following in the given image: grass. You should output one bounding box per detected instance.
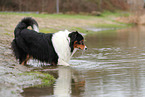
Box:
[0,12,97,19]
[18,71,55,87]
[4,32,11,35]
[39,28,59,33]
[37,72,55,87]
[91,11,132,28]
[0,11,132,34]
[94,23,132,28]
[39,27,89,34]
[70,27,88,33]
[100,11,130,17]
[0,11,130,19]
[11,91,16,94]
[86,29,121,38]
[0,24,3,27]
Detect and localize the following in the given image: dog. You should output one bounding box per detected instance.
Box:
[11,17,87,66]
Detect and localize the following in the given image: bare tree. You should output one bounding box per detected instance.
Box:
[56,0,59,14]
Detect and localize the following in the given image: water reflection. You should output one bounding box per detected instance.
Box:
[54,66,72,97]
[22,66,85,97]
[22,26,145,97]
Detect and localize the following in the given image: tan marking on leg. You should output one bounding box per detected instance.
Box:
[21,55,32,65]
[21,61,25,65]
[24,55,32,65]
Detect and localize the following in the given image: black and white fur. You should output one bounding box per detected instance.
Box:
[11,17,87,66]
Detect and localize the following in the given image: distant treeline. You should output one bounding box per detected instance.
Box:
[0,0,129,13]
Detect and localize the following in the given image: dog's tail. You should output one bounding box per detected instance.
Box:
[14,17,39,37]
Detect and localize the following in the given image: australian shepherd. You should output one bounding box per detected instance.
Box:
[11,17,87,66]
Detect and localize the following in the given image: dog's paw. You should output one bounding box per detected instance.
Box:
[63,63,70,66]
[58,60,70,66]
[58,63,70,66]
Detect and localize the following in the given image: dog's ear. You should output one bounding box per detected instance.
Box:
[69,31,78,42]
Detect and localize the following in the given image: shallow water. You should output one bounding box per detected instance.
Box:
[22,26,145,97]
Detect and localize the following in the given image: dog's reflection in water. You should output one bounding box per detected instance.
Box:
[54,66,72,97]
[54,66,85,97]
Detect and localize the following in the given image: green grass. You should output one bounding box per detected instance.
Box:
[87,29,117,36]
[0,11,132,34]
[40,27,90,34]
[0,12,97,19]
[94,23,132,28]
[100,11,130,17]
[39,28,59,33]
[70,27,88,33]
[0,11,130,19]
[37,73,55,87]
[4,32,11,35]
[18,71,55,87]
[0,24,3,27]
[11,91,16,94]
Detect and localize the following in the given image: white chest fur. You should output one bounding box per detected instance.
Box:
[52,30,73,66]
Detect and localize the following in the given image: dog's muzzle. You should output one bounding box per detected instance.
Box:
[84,46,87,50]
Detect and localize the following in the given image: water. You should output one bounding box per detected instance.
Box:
[22,26,145,97]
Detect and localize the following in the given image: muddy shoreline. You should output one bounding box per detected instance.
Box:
[0,14,53,97]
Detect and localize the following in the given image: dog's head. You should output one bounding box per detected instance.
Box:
[69,31,87,52]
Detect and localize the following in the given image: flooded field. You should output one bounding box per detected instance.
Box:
[1,25,145,97]
[20,26,145,97]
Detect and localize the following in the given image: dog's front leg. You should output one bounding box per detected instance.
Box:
[58,59,70,66]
